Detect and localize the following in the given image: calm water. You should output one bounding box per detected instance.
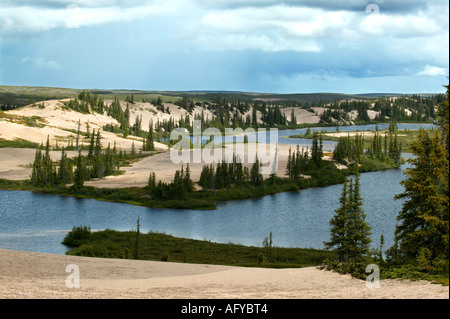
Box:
[0,123,435,254]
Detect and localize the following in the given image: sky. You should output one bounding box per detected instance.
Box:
[0,0,448,94]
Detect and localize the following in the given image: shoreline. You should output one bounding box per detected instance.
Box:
[0,157,401,211]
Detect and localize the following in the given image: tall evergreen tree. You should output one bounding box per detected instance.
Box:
[57,147,72,184]
[252,103,258,128]
[325,178,351,261]
[310,132,323,169]
[393,128,449,269]
[145,120,155,151]
[325,167,372,263]
[436,83,449,160]
[73,150,85,190]
[347,168,372,261]
[43,136,54,186]
[184,164,194,192]
[134,217,140,260]
[250,155,263,186]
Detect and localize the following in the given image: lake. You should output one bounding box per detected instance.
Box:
[0,123,436,254]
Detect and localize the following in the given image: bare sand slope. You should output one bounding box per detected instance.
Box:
[0,148,87,180]
[84,143,296,188]
[281,107,321,124]
[1,100,168,151]
[0,249,447,299]
[0,142,326,187]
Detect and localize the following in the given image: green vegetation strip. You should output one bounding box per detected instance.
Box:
[63,227,335,268]
[0,157,401,211]
[289,128,438,153]
[0,138,40,149]
[61,226,449,284]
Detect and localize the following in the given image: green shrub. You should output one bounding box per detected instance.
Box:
[323,258,368,280]
[62,225,91,247]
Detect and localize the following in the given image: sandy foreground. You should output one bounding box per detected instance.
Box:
[0,249,448,299]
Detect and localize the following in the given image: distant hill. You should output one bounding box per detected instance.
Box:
[0,85,373,107]
[0,85,444,112]
[357,93,440,98]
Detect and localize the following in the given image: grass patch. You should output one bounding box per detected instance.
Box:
[64,228,335,268]
[0,138,40,148]
[0,111,47,128]
[380,264,449,286]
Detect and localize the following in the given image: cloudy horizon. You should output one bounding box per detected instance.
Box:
[0,0,448,94]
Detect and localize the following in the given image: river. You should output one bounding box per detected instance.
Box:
[0,123,436,254]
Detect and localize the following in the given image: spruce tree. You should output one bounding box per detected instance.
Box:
[310,132,323,169]
[134,217,140,260]
[88,133,95,160]
[325,178,351,262]
[145,120,155,151]
[43,136,54,186]
[31,149,44,185]
[250,155,263,186]
[73,150,85,190]
[347,168,372,261]
[436,84,449,160]
[325,167,372,263]
[286,147,292,178]
[184,164,194,192]
[393,128,448,268]
[57,147,72,184]
[147,172,156,197]
[75,120,81,150]
[252,103,258,128]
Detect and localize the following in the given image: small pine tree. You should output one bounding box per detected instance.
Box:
[75,120,81,151]
[184,163,194,192]
[73,150,85,190]
[250,155,263,186]
[134,217,140,260]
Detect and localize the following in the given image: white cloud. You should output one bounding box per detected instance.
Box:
[21,56,62,70]
[196,34,322,53]
[182,1,448,56]
[183,5,357,52]
[358,12,444,38]
[2,0,449,84]
[417,65,448,76]
[0,0,179,34]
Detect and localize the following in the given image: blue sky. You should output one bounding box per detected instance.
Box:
[0,0,448,94]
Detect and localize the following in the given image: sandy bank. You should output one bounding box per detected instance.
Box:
[0,249,448,299]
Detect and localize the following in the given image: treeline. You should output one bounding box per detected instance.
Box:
[30,131,143,188]
[333,121,402,165]
[0,102,20,111]
[319,94,443,125]
[198,155,264,192]
[64,91,106,114]
[146,165,194,201]
[286,132,324,179]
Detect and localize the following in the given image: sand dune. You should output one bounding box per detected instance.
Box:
[0,249,447,299]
